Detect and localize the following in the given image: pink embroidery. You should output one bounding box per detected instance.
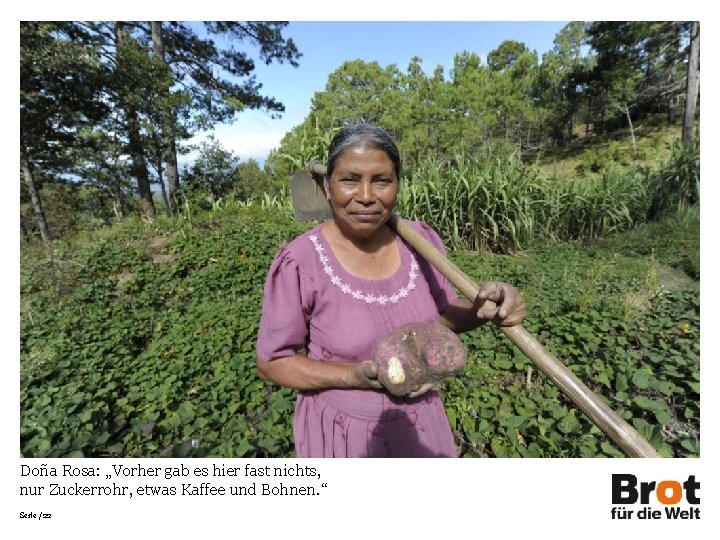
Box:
[309,235,418,305]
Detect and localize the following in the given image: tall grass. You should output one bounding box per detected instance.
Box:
[397,149,553,252]
[562,168,647,240]
[396,139,694,252]
[647,138,700,219]
[275,118,340,173]
[230,136,698,254]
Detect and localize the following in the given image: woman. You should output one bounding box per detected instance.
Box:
[255,124,526,457]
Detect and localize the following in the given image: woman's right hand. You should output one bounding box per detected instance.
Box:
[257,355,389,391]
[349,360,384,390]
[355,361,436,398]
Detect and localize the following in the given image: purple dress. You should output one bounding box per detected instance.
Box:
[256,221,459,457]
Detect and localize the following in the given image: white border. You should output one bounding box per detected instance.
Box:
[6,8,716,539]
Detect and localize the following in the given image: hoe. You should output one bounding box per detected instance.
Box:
[291,160,661,458]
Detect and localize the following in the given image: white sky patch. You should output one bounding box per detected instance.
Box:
[179,109,306,168]
[181,126,288,168]
[211,125,286,160]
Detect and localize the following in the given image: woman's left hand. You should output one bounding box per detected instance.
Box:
[476,282,527,327]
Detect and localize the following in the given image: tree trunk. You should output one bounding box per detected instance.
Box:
[127,106,156,221]
[115,22,156,222]
[151,21,180,213]
[163,123,180,213]
[667,59,677,125]
[158,174,171,217]
[683,21,700,149]
[20,214,31,243]
[153,153,172,217]
[108,134,125,220]
[20,150,50,243]
[111,174,125,219]
[620,103,637,159]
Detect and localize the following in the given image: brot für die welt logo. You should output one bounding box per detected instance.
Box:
[611,474,700,520]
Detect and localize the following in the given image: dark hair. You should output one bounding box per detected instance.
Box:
[326,123,402,180]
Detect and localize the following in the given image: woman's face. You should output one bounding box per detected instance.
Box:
[324,145,399,241]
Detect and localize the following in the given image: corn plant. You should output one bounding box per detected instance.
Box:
[647,138,700,219]
[398,147,658,252]
[561,168,648,241]
[398,150,555,252]
[275,118,341,172]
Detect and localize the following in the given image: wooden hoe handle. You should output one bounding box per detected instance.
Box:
[388,214,660,458]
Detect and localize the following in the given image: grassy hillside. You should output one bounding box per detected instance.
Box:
[530,119,685,181]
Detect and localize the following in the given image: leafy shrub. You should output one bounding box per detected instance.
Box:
[444,238,699,458]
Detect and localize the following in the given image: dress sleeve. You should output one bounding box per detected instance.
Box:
[414,222,459,313]
[255,247,312,361]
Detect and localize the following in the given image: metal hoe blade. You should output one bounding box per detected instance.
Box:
[291,169,332,221]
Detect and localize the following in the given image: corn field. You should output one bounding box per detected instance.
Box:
[396,140,697,252]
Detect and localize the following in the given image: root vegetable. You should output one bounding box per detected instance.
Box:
[372,321,467,396]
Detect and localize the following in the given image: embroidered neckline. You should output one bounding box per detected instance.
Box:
[309,234,418,305]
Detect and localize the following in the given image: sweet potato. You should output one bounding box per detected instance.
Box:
[372,321,467,396]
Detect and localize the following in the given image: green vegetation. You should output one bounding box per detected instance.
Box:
[20,21,700,459]
[532,119,686,181]
[22,22,699,243]
[20,200,699,458]
[445,218,699,457]
[21,207,307,458]
[397,130,697,252]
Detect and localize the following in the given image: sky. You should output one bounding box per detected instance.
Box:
[189,21,569,165]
